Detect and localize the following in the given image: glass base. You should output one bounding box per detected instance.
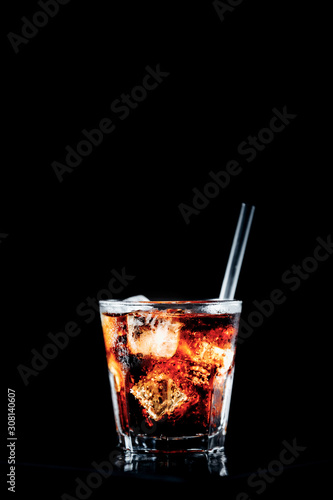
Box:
[110,447,228,476]
[117,429,226,453]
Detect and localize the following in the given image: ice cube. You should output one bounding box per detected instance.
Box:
[178,339,234,374]
[108,355,124,392]
[123,295,150,301]
[101,314,119,352]
[101,315,129,391]
[126,312,181,359]
[130,370,187,421]
[197,342,234,374]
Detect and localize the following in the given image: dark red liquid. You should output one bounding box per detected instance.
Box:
[101,308,240,439]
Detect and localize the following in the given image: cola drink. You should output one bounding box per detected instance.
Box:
[100,301,241,453]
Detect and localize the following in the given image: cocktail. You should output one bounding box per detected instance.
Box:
[100,300,241,452]
[99,203,255,453]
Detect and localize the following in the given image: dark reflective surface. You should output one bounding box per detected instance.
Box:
[111,448,228,478]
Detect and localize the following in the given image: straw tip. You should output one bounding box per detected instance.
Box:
[241,202,256,210]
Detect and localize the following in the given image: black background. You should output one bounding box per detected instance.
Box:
[2,1,332,498]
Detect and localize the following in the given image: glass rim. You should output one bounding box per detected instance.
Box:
[99,299,242,307]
